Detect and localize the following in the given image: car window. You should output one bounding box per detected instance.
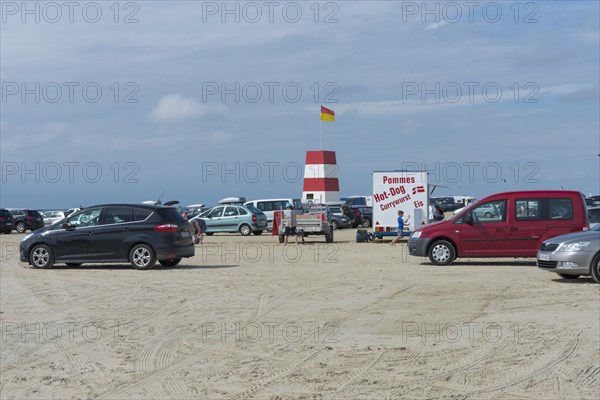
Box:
[294,200,303,209]
[246,204,262,214]
[516,199,541,220]
[257,202,272,212]
[207,207,224,218]
[588,209,600,223]
[68,208,102,227]
[471,200,506,222]
[224,206,239,216]
[134,208,153,221]
[104,207,133,224]
[238,207,248,215]
[329,207,342,214]
[549,199,573,220]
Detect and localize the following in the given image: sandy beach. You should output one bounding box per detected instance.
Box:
[1,229,599,399]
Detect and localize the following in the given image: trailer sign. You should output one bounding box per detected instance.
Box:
[372,171,429,236]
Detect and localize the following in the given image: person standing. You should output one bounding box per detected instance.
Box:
[391,210,410,245]
[283,205,299,245]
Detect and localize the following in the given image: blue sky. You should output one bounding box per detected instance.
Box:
[1,0,599,208]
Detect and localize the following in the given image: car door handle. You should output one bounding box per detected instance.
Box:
[529,234,540,239]
[495,228,503,232]
[87,232,94,236]
[121,228,130,232]
[510,227,518,231]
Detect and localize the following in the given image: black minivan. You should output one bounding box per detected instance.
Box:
[20,204,194,269]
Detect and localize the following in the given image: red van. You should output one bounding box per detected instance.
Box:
[408,191,589,265]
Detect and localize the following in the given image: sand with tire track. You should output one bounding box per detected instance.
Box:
[1,230,599,399]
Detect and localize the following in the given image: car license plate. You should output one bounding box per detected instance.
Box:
[6,223,12,226]
[181,231,190,237]
[538,253,550,261]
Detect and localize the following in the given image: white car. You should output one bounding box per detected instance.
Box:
[42,211,66,226]
[588,206,600,229]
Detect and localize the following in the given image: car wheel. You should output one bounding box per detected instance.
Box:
[557,273,580,280]
[590,253,600,283]
[484,212,492,218]
[331,220,339,230]
[428,240,456,265]
[252,230,263,235]
[129,244,156,270]
[159,258,181,267]
[16,222,26,233]
[29,244,54,269]
[362,218,371,228]
[65,263,82,267]
[239,224,252,236]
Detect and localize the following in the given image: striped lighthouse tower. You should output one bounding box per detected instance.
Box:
[302,150,340,204]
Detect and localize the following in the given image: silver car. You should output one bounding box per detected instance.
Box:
[537,225,600,282]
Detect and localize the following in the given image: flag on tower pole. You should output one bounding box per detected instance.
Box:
[319,106,335,149]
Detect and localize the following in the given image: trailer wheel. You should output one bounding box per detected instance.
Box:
[325,229,334,243]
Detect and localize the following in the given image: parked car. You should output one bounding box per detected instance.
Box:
[352,206,373,228]
[453,202,500,218]
[408,190,589,265]
[346,205,363,228]
[0,208,15,234]
[328,210,350,229]
[195,204,267,236]
[42,210,66,226]
[537,224,600,283]
[588,206,600,229]
[19,204,194,269]
[245,198,303,230]
[8,209,44,233]
[434,197,464,212]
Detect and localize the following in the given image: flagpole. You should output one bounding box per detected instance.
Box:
[320,117,322,150]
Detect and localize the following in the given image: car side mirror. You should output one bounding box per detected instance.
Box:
[463,213,474,225]
[62,222,75,229]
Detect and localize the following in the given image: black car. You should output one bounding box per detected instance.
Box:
[433,197,463,212]
[0,208,15,234]
[9,209,44,233]
[351,206,373,228]
[19,204,194,269]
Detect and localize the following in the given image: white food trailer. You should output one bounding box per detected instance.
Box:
[372,170,429,238]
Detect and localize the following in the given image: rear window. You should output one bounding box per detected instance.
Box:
[549,198,573,220]
[134,208,154,221]
[0,209,11,217]
[588,208,600,224]
[26,210,41,217]
[157,208,186,223]
[246,205,262,214]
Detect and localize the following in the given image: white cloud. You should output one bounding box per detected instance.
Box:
[425,21,450,31]
[151,94,226,121]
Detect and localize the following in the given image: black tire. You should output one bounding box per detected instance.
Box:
[29,244,54,269]
[252,230,263,236]
[65,263,82,267]
[129,244,156,270]
[428,240,456,265]
[278,234,285,244]
[159,258,181,267]
[484,212,492,218]
[331,220,339,230]
[16,222,26,233]
[2,230,10,234]
[362,218,371,228]
[590,253,600,283]
[557,273,580,280]
[239,224,252,236]
[205,232,214,236]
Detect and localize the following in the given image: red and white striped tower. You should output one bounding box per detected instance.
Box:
[302,150,340,204]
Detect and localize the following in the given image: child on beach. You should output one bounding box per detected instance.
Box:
[390,210,410,245]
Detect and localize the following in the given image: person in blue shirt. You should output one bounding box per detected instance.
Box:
[391,210,410,245]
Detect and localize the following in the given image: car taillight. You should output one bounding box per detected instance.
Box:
[154,224,178,232]
[252,215,257,222]
[27,215,35,220]
[354,209,360,217]
[0,216,5,221]
[321,213,325,221]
